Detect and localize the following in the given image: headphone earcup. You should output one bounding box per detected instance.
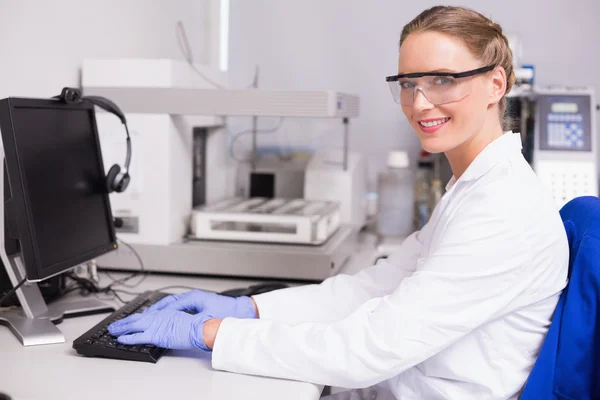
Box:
[114,171,130,193]
[106,164,121,193]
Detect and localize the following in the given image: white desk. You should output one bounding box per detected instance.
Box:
[0,273,323,400]
[0,232,383,400]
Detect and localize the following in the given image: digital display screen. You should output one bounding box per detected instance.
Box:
[551,102,578,113]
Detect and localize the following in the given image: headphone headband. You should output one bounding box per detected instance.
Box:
[55,87,131,193]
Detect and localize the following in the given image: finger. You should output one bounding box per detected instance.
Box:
[108,316,151,336]
[117,332,152,346]
[108,312,145,330]
[145,294,181,312]
[161,292,203,313]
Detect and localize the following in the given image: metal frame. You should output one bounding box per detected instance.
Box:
[97,226,356,282]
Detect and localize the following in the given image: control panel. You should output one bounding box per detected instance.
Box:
[534,88,598,208]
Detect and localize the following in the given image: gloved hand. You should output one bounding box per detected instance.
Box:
[143,290,257,319]
[107,309,213,350]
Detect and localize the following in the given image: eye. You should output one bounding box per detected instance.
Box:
[399,80,415,89]
[433,76,454,85]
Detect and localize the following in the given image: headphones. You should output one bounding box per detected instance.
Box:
[55,87,131,193]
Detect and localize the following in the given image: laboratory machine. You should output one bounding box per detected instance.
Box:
[507,86,598,208]
[83,58,362,281]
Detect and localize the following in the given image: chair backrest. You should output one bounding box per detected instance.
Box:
[520,196,600,400]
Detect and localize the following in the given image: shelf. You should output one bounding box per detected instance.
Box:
[82,87,360,118]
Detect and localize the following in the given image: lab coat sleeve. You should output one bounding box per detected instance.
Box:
[251,231,423,324]
[212,198,533,388]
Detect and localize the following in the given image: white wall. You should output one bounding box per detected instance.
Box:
[228,0,600,189]
[0,0,207,99]
[1,1,597,191]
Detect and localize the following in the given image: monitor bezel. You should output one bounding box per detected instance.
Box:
[0,97,118,281]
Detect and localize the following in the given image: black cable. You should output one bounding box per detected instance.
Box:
[110,290,128,304]
[0,277,26,307]
[59,237,147,302]
[104,270,146,289]
[50,237,216,307]
[60,275,131,305]
[103,238,147,290]
[57,284,88,298]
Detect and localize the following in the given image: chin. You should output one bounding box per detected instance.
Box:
[418,136,450,154]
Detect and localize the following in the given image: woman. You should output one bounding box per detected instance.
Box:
[108,6,569,399]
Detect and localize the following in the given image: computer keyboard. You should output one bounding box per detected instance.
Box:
[73,291,170,363]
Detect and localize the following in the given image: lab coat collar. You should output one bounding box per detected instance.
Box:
[445,131,522,191]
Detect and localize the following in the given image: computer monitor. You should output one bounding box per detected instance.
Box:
[0,97,118,346]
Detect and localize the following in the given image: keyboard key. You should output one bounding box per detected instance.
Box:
[72,291,170,363]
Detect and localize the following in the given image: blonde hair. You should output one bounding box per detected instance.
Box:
[400,6,517,130]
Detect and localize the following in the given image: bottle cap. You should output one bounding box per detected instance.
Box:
[387,151,409,168]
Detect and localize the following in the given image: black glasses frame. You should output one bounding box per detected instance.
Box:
[385,65,496,82]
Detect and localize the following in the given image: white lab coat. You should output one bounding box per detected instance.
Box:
[212,132,569,400]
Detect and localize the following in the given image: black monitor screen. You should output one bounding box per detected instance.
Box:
[0,99,116,281]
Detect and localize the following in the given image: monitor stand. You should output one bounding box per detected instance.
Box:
[0,254,115,346]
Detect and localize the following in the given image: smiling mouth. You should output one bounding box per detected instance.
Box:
[418,117,450,128]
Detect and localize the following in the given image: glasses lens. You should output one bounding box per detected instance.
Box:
[388,81,401,104]
[389,76,473,106]
[424,76,467,105]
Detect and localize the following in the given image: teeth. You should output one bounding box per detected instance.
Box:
[419,117,450,127]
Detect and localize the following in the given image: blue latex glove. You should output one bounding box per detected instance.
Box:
[143,290,257,319]
[107,309,212,350]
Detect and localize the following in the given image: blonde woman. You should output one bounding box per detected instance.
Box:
[109,6,568,399]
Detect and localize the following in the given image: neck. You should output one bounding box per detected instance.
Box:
[445,120,504,180]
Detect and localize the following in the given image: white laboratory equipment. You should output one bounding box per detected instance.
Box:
[377,151,414,236]
[304,149,368,231]
[532,87,598,208]
[85,67,361,281]
[190,197,340,245]
[83,59,230,246]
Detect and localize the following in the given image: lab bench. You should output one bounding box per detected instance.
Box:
[0,232,386,400]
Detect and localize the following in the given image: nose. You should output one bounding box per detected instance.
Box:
[412,88,434,111]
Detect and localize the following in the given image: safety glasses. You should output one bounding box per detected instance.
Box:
[385,65,495,106]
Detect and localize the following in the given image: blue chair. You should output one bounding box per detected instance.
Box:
[521,196,600,400]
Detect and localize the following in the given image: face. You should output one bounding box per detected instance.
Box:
[398,31,504,155]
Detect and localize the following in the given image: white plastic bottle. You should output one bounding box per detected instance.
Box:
[377,151,415,237]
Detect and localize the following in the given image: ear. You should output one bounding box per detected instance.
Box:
[488,66,507,106]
